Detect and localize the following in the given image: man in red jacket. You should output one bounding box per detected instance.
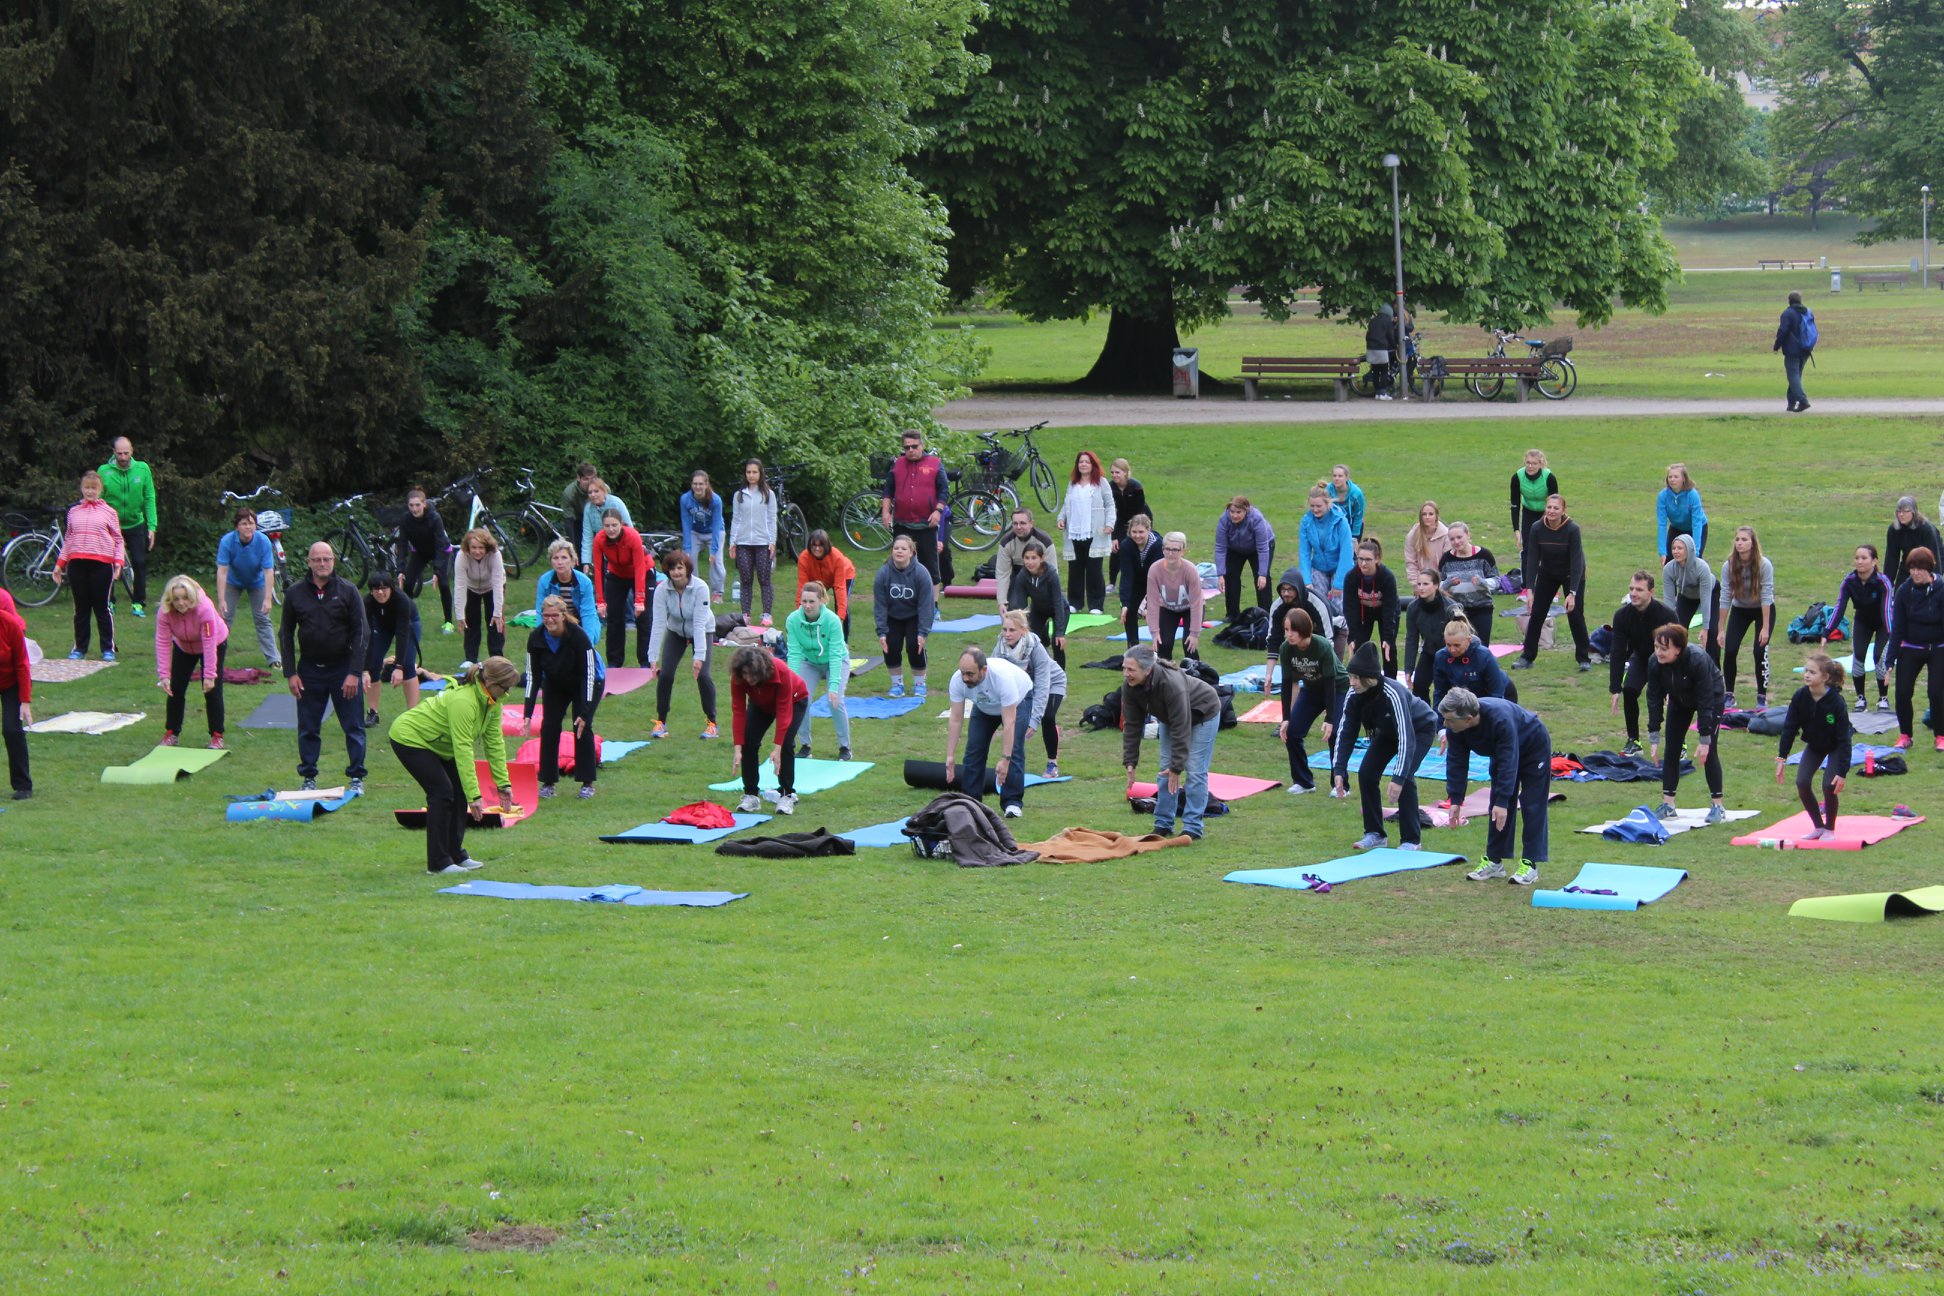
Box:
[0,588,33,799]
[879,430,946,583]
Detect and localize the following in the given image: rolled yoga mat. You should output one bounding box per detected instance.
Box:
[902,759,1073,796]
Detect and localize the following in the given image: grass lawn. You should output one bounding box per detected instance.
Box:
[4,416,1944,1291]
[1659,212,1931,272]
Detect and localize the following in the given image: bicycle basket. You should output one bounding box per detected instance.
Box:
[254,507,293,533]
[1541,337,1574,357]
[373,503,410,529]
[987,448,1029,481]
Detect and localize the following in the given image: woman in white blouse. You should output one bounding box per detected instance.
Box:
[1056,450,1116,615]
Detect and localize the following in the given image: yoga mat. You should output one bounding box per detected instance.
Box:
[241,691,299,730]
[1731,812,1925,850]
[1064,612,1118,631]
[1308,741,1492,783]
[28,656,117,683]
[848,655,883,676]
[941,580,998,598]
[929,613,1004,634]
[600,667,655,697]
[1532,862,1689,911]
[27,710,145,734]
[601,739,652,763]
[1849,711,1900,735]
[809,694,924,720]
[709,758,874,796]
[1238,699,1282,724]
[1784,743,1900,767]
[101,746,230,785]
[1789,884,1944,923]
[1489,643,1521,658]
[902,759,1072,794]
[439,881,747,906]
[1219,665,1268,691]
[1577,808,1758,836]
[1795,645,1878,675]
[838,818,914,848]
[601,813,770,844]
[1225,848,1468,891]
[1383,786,1564,828]
[394,760,541,829]
[1128,772,1281,800]
[226,788,361,822]
[1107,621,1220,642]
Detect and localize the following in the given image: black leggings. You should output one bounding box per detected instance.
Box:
[1661,699,1722,800]
[1675,595,1720,665]
[1894,641,1944,737]
[602,573,646,667]
[534,683,603,786]
[1155,605,1197,660]
[391,739,468,872]
[1223,547,1273,622]
[399,548,454,624]
[68,557,116,653]
[1795,751,1842,830]
[1028,611,1066,668]
[164,640,228,737]
[1848,616,1889,699]
[1067,539,1106,611]
[740,703,806,795]
[3,685,31,794]
[1520,569,1590,663]
[462,588,505,662]
[1038,693,1063,760]
[882,617,926,671]
[655,633,717,721]
[1721,605,1771,700]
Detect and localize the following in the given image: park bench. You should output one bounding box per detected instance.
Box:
[1757,259,1817,271]
[1855,272,1909,290]
[1422,356,1547,403]
[1239,355,1362,402]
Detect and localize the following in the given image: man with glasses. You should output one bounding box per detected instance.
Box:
[943,645,1034,818]
[880,431,947,583]
[280,541,370,793]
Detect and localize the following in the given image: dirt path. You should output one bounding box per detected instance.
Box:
[935,394,1944,430]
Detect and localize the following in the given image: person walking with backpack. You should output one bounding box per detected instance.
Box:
[1774,290,1815,413]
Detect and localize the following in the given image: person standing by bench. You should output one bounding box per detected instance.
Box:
[1773,290,1814,413]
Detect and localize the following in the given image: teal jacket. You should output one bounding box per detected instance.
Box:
[786,606,848,671]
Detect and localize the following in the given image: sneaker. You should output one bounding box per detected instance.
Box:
[160,731,178,747]
[1654,802,1679,820]
[1003,804,1022,819]
[1723,693,1737,711]
[101,650,117,663]
[1375,392,1394,402]
[1510,658,1532,671]
[1704,804,1726,825]
[455,858,485,871]
[206,734,224,751]
[914,679,928,699]
[1352,831,1386,851]
[1397,841,1421,851]
[1510,861,1540,886]
[1756,693,1768,709]
[67,649,84,660]
[888,680,905,699]
[760,614,773,627]
[1802,827,1832,841]
[650,721,669,739]
[796,743,812,759]
[775,793,797,815]
[1896,734,1913,750]
[347,779,363,797]
[1577,661,1592,673]
[1852,695,1868,712]
[1287,783,1315,795]
[1466,860,1507,882]
[301,777,318,792]
[838,746,853,762]
[1878,697,1893,712]
[441,622,455,635]
[736,794,763,813]
[539,784,557,799]
[365,708,381,726]
[1621,739,1642,758]
[701,722,720,740]
[578,784,595,799]
[1044,760,1060,779]
[128,603,145,618]
[429,863,468,875]
[11,789,30,800]
[1089,608,1103,615]
[1934,736,1944,753]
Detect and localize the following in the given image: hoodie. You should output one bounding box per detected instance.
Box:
[1297,505,1354,591]
[785,605,849,672]
[1661,535,1716,613]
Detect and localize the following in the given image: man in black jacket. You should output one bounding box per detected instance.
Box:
[1773,290,1813,412]
[280,541,371,793]
[1609,570,1677,757]
[1119,644,1222,840]
[1332,642,1439,851]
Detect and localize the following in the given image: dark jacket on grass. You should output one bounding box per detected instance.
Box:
[716,828,857,858]
[904,791,1038,867]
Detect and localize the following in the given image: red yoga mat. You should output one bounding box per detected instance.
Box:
[942,580,998,598]
[395,760,541,830]
[1730,812,1925,850]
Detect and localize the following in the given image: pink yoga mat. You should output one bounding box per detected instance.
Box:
[942,580,998,598]
[1128,772,1282,800]
[1490,643,1520,658]
[600,667,656,696]
[1731,812,1925,850]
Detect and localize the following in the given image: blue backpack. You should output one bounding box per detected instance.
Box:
[1798,308,1818,352]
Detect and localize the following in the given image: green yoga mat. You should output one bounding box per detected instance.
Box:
[708,758,873,796]
[102,746,230,785]
[1063,612,1119,632]
[1788,885,1944,923]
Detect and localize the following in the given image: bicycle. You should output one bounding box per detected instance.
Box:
[1002,420,1059,512]
[1354,328,1426,398]
[497,467,571,573]
[1471,329,1578,401]
[765,464,812,560]
[218,483,295,606]
[840,454,900,553]
[437,468,526,580]
[318,494,395,588]
[1,508,136,609]
[947,433,1027,552]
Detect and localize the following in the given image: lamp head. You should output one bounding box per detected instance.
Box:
[1382,153,1400,169]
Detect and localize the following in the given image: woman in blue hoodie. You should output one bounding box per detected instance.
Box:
[1296,485,1355,619]
[680,470,727,599]
[1656,463,1708,563]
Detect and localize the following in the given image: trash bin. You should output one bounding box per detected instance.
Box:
[1831,268,1842,294]
[1171,347,1200,399]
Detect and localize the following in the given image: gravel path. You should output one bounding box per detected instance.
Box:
[935,394,1944,430]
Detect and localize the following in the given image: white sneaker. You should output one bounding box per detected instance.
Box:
[455,858,485,872]
[430,863,468,875]
[1287,783,1315,794]
[775,793,797,815]
[1466,860,1506,882]
[1003,804,1022,818]
[736,794,763,814]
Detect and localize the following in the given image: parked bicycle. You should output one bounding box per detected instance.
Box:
[948,432,1028,553]
[1,507,136,609]
[497,466,571,573]
[219,483,295,605]
[1354,328,1425,398]
[1001,420,1059,512]
[765,464,812,561]
[318,494,396,589]
[1472,330,1577,401]
[436,468,527,580]
[840,448,964,553]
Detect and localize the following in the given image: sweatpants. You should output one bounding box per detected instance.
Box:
[68,557,116,654]
[392,739,467,871]
[1520,569,1589,663]
[1356,718,1438,845]
[797,657,851,752]
[654,633,717,722]
[535,682,603,786]
[1483,755,1553,865]
[221,585,280,666]
[164,640,227,737]
[1223,544,1274,622]
[1282,686,1345,790]
[1066,538,1106,612]
[461,588,505,662]
[882,617,926,671]
[1848,615,1890,700]
[1894,642,1944,737]
[1,686,29,794]
[740,703,806,796]
[1660,699,1721,800]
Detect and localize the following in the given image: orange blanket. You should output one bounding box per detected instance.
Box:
[1013,827,1193,862]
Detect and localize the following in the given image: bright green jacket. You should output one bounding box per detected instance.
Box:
[386,682,509,802]
[785,606,848,672]
[97,459,158,531]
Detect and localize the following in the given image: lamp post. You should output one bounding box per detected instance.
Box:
[1383,153,1406,399]
[1924,185,1932,291]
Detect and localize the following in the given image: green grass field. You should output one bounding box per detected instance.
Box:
[1660,212,1931,271]
[4,415,1942,1292]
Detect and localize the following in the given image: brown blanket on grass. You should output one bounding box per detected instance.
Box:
[1013,827,1193,863]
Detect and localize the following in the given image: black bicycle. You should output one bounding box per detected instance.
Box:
[318,494,395,588]
[218,483,295,606]
[947,432,1026,552]
[437,467,526,580]
[766,464,812,560]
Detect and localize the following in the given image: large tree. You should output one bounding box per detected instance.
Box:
[920,0,1706,390]
[1647,0,1772,213]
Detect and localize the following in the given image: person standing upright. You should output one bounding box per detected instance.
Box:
[0,588,34,800]
[99,437,157,618]
[1056,450,1115,614]
[1107,458,1151,588]
[279,541,370,794]
[1513,494,1592,672]
[52,471,126,661]
[1773,289,1815,413]
[1508,449,1558,563]
[880,430,946,584]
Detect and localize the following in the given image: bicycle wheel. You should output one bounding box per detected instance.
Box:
[483,516,523,581]
[779,504,810,560]
[1353,365,1378,398]
[1029,457,1059,513]
[1536,357,1577,401]
[1468,369,1505,401]
[1,534,63,607]
[949,490,1008,552]
[325,531,370,588]
[270,549,288,606]
[841,490,892,551]
[505,512,548,574]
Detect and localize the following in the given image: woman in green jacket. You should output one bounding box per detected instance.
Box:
[388,657,519,874]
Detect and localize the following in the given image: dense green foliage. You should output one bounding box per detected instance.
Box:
[0,0,981,531]
[1646,1,1771,214]
[920,0,1705,386]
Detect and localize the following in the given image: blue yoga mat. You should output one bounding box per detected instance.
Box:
[439,880,746,906]
[1786,742,1899,766]
[709,759,874,795]
[226,789,361,823]
[839,818,912,848]
[240,691,298,730]
[1308,740,1491,783]
[601,740,652,763]
[1532,862,1688,911]
[600,813,770,844]
[808,694,924,720]
[930,614,1003,634]
[1225,848,1468,891]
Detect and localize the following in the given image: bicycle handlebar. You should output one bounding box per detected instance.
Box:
[220,483,284,504]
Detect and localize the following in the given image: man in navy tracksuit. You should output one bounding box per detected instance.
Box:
[1439,688,1552,886]
[1331,641,1438,851]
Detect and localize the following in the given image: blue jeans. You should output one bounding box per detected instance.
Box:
[296,658,368,779]
[798,657,851,751]
[960,691,1031,808]
[1783,353,1807,408]
[1153,714,1219,837]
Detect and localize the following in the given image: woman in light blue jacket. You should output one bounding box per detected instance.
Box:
[729,459,779,624]
[534,539,602,640]
[1656,463,1707,563]
[680,470,727,600]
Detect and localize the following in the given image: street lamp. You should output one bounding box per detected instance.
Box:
[1383,153,1406,399]
[1923,185,1932,290]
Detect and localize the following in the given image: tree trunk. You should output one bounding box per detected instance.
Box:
[1074,307,1183,393]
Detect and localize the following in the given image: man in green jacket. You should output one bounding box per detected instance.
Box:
[98,437,157,617]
